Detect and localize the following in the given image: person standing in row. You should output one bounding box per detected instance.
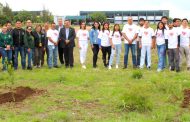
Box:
[155,22,167,72]
[166,22,181,72]
[122,17,138,69]
[33,25,46,68]
[179,19,190,70]
[137,18,146,67]
[108,24,123,69]
[56,18,65,65]
[0,25,13,71]
[139,20,155,69]
[77,21,89,69]
[98,22,111,67]
[59,20,76,68]
[47,22,59,69]
[89,21,101,68]
[24,26,35,70]
[12,20,26,70]
[42,22,49,66]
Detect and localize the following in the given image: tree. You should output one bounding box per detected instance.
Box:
[0,15,8,26]
[89,12,107,24]
[3,3,13,21]
[13,10,33,22]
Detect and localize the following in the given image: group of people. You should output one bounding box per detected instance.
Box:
[76,16,190,72]
[0,16,189,72]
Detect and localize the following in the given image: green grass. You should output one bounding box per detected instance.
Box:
[0,29,190,121]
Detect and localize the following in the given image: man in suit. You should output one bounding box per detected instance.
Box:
[56,18,65,65]
[59,19,76,68]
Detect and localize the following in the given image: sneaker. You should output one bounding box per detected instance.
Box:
[108,65,112,70]
[123,65,127,69]
[116,65,119,69]
[176,69,180,72]
[187,67,190,71]
[133,65,137,69]
[147,66,151,70]
[82,65,86,69]
[54,65,59,68]
[157,68,162,72]
[27,67,32,70]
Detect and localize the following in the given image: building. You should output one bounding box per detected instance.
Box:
[80,10,169,24]
[54,15,89,25]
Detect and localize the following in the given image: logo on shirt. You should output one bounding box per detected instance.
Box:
[128,28,133,32]
[169,32,174,36]
[83,33,87,37]
[144,31,148,36]
[157,33,162,37]
[115,34,120,38]
[106,32,109,36]
[54,33,58,36]
[182,31,186,36]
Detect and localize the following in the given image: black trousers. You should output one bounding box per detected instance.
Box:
[58,43,64,64]
[63,47,74,67]
[92,44,100,67]
[168,48,180,70]
[34,47,43,66]
[101,46,111,66]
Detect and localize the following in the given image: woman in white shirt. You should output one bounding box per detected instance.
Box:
[76,21,89,69]
[155,22,167,72]
[98,22,111,67]
[108,24,123,69]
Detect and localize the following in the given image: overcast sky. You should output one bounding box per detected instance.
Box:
[1,0,190,19]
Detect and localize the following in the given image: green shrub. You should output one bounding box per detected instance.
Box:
[131,70,143,79]
[120,85,153,112]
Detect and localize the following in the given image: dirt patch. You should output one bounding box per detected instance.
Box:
[0,86,45,104]
[181,89,190,108]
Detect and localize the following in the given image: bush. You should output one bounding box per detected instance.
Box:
[120,85,153,112]
[131,70,143,79]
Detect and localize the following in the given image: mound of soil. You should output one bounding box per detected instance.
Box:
[0,86,45,104]
[181,89,190,108]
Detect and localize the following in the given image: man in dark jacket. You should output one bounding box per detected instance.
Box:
[56,18,65,65]
[12,20,26,70]
[59,19,76,68]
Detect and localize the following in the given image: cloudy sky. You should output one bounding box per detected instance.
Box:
[1,0,190,19]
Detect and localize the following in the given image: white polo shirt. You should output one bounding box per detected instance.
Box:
[47,29,59,46]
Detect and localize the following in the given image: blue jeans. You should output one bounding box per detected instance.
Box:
[124,44,136,66]
[157,44,166,70]
[14,46,26,69]
[48,45,58,68]
[26,48,33,68]
[109,44,122,66]
[140,45,151,68]
[0,48,12,70]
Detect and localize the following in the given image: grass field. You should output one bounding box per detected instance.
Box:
[0,25,190,122]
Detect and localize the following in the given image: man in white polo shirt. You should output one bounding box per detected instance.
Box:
[179,18,190,70]
[47,22,59,69]
[122,17,138,69]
